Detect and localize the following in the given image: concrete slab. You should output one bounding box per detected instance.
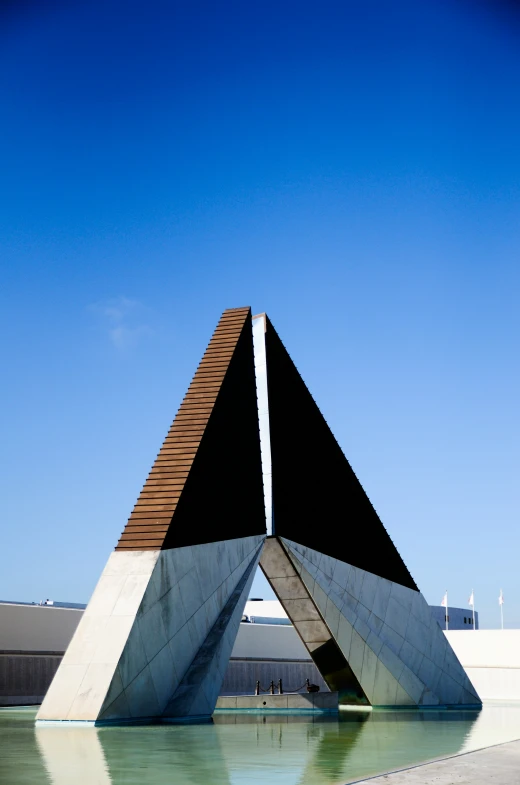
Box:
[215,692,338,712]
[353,739,520,784]
[215,696,237,709]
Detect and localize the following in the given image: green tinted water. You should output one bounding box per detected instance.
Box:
[1,704,520,785]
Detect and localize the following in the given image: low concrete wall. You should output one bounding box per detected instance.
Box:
[446,630,520,701]
[216,692,338,711]
[0,604,83,706]
[221,658,328,695]
[0,653,61,706]
[223,623,328,695]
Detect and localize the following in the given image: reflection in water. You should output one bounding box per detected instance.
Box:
[459,702,520,753]
[35,727,111,785]
[3,703,520,785]
[211,709,479,785]
[213,713,365,785]
[38,723,233,785]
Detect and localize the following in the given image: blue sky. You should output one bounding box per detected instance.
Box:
[1,0,519,628]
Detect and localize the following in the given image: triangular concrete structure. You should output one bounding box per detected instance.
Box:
[37,307,480,725]
[255,313,479,708]
[283,540,479,706]
[37,308,266,724]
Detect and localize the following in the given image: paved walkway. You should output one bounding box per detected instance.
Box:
[354,739,520,784]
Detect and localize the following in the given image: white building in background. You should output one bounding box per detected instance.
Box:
[243,599,292,624]
[244,599,478,631]
[419,605,478,630]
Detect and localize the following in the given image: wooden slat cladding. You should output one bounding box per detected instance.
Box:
[115,307,251,551]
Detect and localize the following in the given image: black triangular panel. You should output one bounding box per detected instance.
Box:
[161,311,266,549]
[264,317,418,591]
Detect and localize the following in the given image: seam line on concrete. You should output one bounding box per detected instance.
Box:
[464,665,520,670]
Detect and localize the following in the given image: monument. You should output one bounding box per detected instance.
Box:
[36,307,480,724]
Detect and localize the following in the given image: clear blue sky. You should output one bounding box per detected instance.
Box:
[1,0,519,628]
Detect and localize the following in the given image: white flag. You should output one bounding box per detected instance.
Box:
[499,590,504,606]
[468,591,474,606]
[440,592,448,607]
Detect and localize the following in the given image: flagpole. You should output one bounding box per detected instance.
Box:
[446,590,448,631]
[500,589,504,630]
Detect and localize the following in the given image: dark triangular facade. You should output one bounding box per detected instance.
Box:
[264,316,418,591]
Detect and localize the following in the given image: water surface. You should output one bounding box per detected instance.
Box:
[1,703,520,785]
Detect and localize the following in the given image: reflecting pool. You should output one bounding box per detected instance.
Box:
[1,703,520,785]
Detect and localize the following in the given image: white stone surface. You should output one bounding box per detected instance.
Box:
[36,663,90,720]
[63,615,110,666]
[37,550,160,722]
[282,538,480,707]
[66,662,117,720]
[38,536,266,723]
[252,314,273,536]
[103,550,159,577]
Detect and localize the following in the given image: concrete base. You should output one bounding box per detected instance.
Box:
[215,692,338,712]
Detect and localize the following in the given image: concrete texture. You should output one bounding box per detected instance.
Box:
[37,550,160,722]
[161,541,263,720]
[354,739,520,784]
[215,691,338,711]
[36,550,160,722]
[260,538,332,658]
[37,535,265,722]
[220,657,328,695]
[99,536,265,722]
[283,538,481,707]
